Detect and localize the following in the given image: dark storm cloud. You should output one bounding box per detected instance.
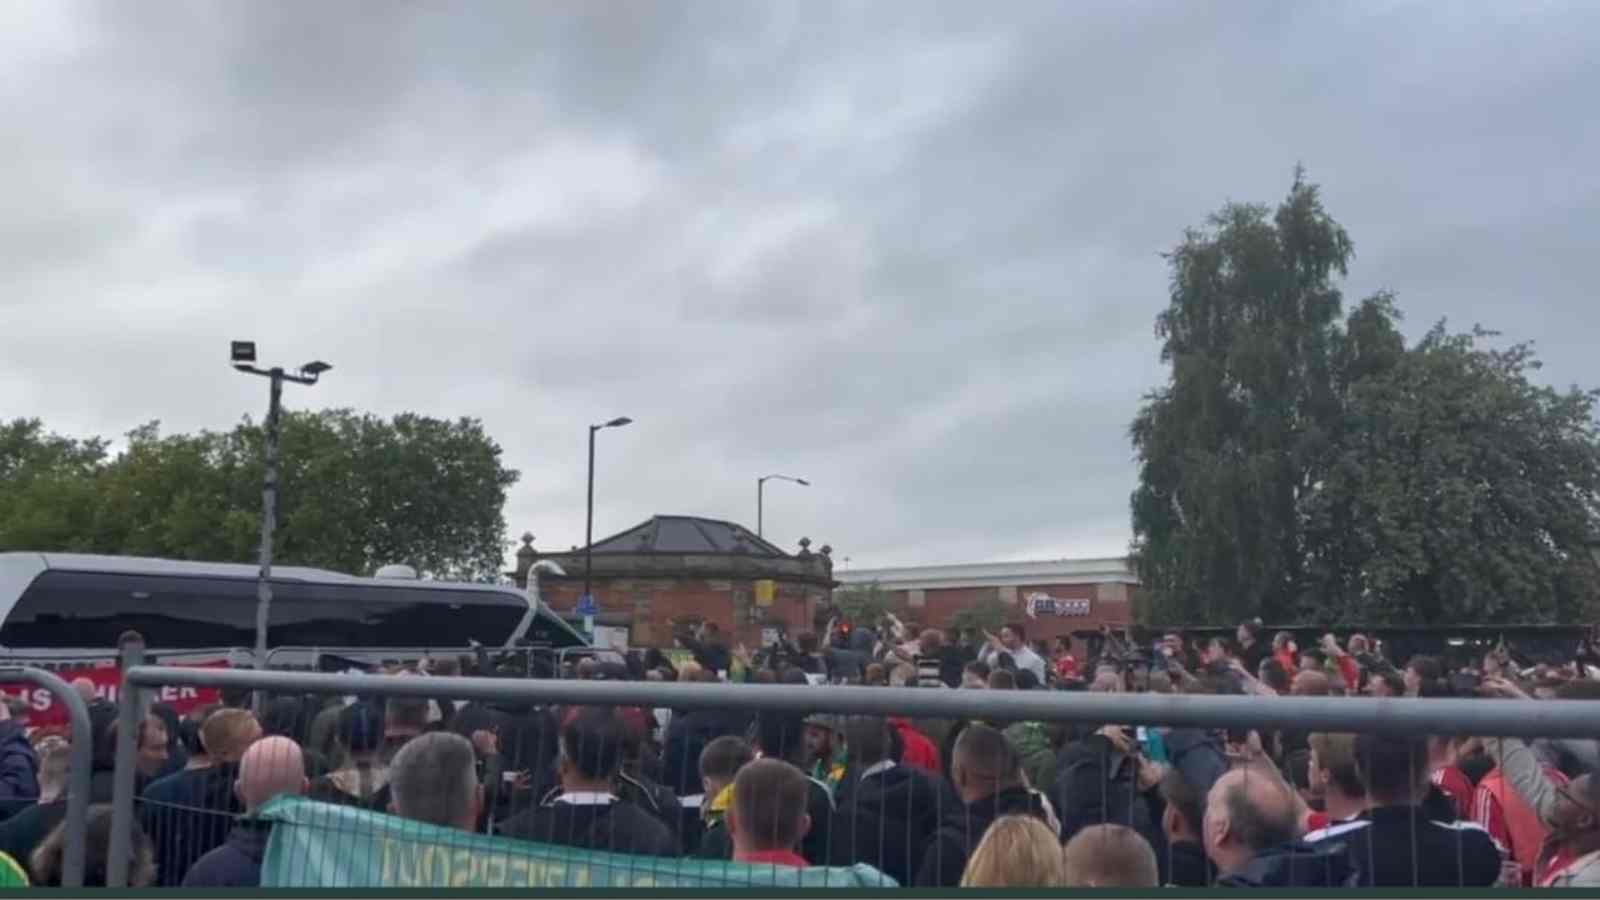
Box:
[3,1,1596,568]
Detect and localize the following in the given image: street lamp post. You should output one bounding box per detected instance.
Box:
[757,474,809,539]
[584,417,633,631]
[230,342,331,669]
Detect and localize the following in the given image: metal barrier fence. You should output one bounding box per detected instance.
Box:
[105,651,1600,889]
[0,666,92,887]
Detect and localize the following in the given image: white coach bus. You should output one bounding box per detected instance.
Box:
[0,551,587,665]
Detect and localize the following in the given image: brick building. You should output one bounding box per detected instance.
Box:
[509,515,835,650]
[835,557,1137,655]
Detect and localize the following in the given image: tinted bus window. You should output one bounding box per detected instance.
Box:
[0,570,528,649]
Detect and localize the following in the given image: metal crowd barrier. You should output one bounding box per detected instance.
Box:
[0,666,92,887]
[114,667,1600,737]
[104,643,1600,889]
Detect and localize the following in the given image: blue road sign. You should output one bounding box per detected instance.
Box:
[576,594,598,616]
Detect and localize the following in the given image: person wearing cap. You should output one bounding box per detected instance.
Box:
[803,715,847,793]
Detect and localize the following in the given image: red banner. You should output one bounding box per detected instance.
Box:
[1,660,228,729]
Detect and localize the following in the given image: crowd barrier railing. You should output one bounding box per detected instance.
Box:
[105,640,1600,889]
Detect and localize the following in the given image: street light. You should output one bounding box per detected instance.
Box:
[584,417,633,629]
[757,474,809,539]
[230,341,332,669]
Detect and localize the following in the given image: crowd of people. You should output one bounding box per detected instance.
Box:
[0,616,1595,888]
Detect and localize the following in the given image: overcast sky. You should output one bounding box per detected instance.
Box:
[4,2,1597,571]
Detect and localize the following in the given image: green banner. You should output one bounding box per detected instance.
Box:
[258,797,895,889]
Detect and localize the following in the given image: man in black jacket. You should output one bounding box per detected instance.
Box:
[913,724,1059,887]
[182,736,308,887]
[829,717,956,886]
[1051,727,1158,847]
[499,710,676,857]
[1306,733,1502,887]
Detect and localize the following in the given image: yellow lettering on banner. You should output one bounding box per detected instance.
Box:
[633,874,658,887]
[380,839,395,883]
[572,865,592,888]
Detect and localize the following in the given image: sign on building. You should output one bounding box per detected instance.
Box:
[1024,592,1091,618]
[754,579,776,607]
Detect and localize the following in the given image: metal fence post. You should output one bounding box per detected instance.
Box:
[106,634,147,888]
[0,667,93,887]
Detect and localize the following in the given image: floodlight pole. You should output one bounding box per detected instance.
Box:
[232,352,329,671]
[257,369,283,672]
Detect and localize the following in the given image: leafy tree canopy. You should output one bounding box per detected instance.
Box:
[0,410,519,582]
[1131,171,1600,626]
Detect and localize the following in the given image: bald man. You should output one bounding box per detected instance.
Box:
[182,736,306,887]
[1205,766,1355,887]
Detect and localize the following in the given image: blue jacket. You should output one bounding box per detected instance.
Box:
[181,820,271,888]
[0,723,38,803]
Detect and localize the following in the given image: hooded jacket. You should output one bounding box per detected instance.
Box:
[829,762,956,887]
[887,719,941,774]
[912,785,1059,887]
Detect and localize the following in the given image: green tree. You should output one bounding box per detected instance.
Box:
[1301,324,1600,624]
[1131,172,1352,624]
[1132,173,1600,626]
[0,411,520,582]
[0,419,108,552]
[831,582,894,626]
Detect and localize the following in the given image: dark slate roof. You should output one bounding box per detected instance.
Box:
[584,515,787,557]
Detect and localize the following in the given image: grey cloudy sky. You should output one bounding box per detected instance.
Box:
[4,1,1597,570]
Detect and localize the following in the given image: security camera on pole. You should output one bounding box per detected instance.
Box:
[230,341,331,671]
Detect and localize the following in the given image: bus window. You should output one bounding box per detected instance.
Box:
[0,569,528,650]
